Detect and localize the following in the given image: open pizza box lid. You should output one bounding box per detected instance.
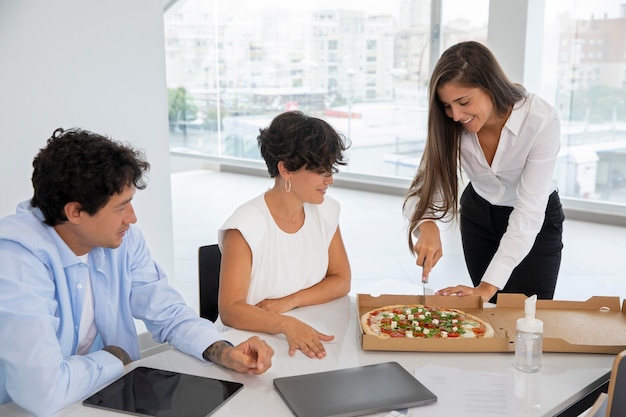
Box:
[496,293,626,354]
[357,293,626,354]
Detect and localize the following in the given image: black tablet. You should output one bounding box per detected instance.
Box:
[83,366,243,417]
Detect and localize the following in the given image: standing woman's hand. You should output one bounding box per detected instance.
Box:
[414,221,443,280]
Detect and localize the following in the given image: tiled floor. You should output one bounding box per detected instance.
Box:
[169,169,626,313]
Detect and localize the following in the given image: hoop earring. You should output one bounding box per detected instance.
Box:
[284,179,292,193]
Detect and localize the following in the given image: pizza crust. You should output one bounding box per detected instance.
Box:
[459,310,495,338]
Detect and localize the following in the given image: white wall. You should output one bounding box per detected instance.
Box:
[0,0,175,276]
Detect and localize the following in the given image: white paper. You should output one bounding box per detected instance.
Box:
[412,365,517,416]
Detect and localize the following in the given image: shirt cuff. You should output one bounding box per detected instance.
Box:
[409,219,437,243]
[187,327,225,361]
[89,349,125,380]
[480,260,512,290]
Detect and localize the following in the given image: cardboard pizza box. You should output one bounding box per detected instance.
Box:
[357,293,626,354]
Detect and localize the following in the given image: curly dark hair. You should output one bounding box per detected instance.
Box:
[30,127,150,226]
[257,111,349,177]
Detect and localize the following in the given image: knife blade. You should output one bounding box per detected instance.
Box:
[419,259,428,304]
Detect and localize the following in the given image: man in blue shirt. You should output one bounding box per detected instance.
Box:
[0,128,274,417]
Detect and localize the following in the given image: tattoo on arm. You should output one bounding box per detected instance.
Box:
[202,340,232,366]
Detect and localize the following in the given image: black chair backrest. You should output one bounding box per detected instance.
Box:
[198,244,221,322]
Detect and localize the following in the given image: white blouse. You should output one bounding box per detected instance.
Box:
[218,193,340,305]
[408,93,561,290]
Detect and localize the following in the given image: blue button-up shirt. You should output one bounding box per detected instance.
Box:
[0,201,223,416]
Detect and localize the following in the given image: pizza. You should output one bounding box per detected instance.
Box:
[360,304,495,339]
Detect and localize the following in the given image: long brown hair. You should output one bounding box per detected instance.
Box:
[403,41,526,253]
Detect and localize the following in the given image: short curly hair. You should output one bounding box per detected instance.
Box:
[257,111,349,177]
[30,127,150,226]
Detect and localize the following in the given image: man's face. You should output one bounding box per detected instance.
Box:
[70,185,138,254]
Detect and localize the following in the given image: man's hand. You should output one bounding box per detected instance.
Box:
[103,345,132,365]
[203,337,274,375]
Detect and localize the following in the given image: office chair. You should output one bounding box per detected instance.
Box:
[586,348,626,417]
[606,349,626,417]
[198,244,221,322]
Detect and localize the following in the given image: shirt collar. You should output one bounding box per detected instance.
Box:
[47,229,107,270]
[504,95,531,137]
[47,227,84,268]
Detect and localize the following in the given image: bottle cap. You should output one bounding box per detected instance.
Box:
[516,294,543,333]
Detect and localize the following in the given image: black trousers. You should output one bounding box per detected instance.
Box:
[460,183,564,304]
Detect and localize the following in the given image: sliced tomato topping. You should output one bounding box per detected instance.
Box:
[472,325,486,335]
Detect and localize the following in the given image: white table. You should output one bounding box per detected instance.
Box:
[0,295,614,417]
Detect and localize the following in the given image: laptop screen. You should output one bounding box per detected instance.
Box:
[83,366,243,417]
[273,362,437,417]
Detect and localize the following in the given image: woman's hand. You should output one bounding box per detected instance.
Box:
[256,296,295,314]
[436,281,498,303]
[414,221,443,279]
[281,316,334,359]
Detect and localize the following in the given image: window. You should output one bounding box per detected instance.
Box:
[164,0,626,214]
[543,0,626,204]
[164,0,488,180]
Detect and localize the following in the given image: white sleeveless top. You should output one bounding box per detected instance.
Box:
[218,193,340,306]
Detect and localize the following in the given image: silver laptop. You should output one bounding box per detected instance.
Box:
[273,361,437,417]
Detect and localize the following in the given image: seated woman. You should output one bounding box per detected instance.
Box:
[218,110,351,359]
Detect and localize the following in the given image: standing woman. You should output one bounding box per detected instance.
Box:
[218,111,351,359]
[404,41,564,304]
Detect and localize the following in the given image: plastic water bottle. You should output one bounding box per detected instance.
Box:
[514,295,543,373]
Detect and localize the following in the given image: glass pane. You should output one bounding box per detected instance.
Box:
[164,0,489,179]
[542,0,626,204]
